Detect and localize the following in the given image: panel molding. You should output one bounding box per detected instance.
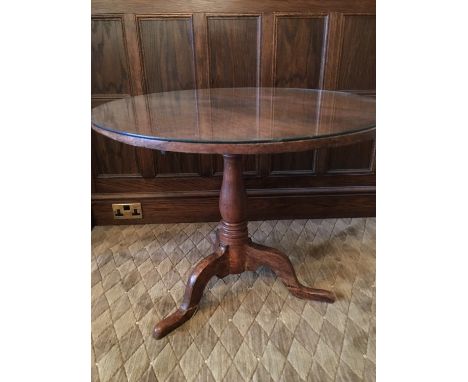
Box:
[136,14,196,93]
[269,13,330,176]
[323,12,377,91]
[319,13,375,173]
[91,131,141,176]
[123,14,156,177]
[92,14,152,177]
[206,14,262,88]
[91,14,133,96]
[192,13,213,176]
[92,185,375,225]
[135,15,201,177]
[325,140,376,174]
[335,13,376,92]
[93,173,375,193]
[272,13,329,89]
[206,14,262,175]
[92,0,376,15]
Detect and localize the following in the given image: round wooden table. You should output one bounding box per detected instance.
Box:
[92,87,376,339]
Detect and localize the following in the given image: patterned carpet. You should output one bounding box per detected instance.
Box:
[91,218,376,382]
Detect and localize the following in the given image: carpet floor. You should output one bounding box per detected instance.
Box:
[91,218,376,382]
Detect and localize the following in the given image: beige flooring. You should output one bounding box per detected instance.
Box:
[92,218,376,382]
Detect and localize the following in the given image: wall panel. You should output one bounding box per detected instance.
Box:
[138,17,196,93]
[154,152,201,176]
[91,18,140,176]
[337,15,376,90]
[274,15,327,88]
[207,16,261,174]
[92,132,140,175]
[327,140,375,172]
[91,18,131,95]
[271,15,328,174]
[326,14,376,172]
[137,17,201,176]
[207,16,261,88]
[271,152,315,174]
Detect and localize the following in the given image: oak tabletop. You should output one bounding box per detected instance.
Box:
[91,87,375,154]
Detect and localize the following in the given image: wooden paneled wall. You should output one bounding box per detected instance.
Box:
[91,0,376,225]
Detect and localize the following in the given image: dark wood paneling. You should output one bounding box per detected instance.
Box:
[327,140,375,172]
[337,15,376,90]
[271,152,314,174]
[213,155,257,175]
[207,16,260,87]
[138,17,196,93]
[271,15,328,174]
[274,15,327,88]
[138,17,201,176]
[93,173,375,194]
[154,152,201,176]
[322,14,376,172]
[145,90,201,176]
[335,14,376,171]
[93,0,376,15]
[92,189,375,225]
[260,13,274,88]
[92,131,140,175]
[91,1,376,225]
[207,16,261,174]
[91,19,139,176]
[91,96,124,108]
[122,14,157,178]
[91,96,140,176]
[192,14,214,176]
[91,18,131,95]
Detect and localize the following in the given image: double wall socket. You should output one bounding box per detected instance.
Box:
[112,203,142,219]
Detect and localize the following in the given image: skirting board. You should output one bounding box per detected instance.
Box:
[92,186,375,226]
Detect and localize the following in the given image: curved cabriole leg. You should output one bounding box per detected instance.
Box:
[153,247,228,339]
[246,242,335,303]
[153,154,335,339]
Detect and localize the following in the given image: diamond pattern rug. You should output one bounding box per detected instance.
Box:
[92,218,376,382]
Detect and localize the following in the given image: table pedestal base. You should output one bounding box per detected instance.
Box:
[153,155,335,340]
